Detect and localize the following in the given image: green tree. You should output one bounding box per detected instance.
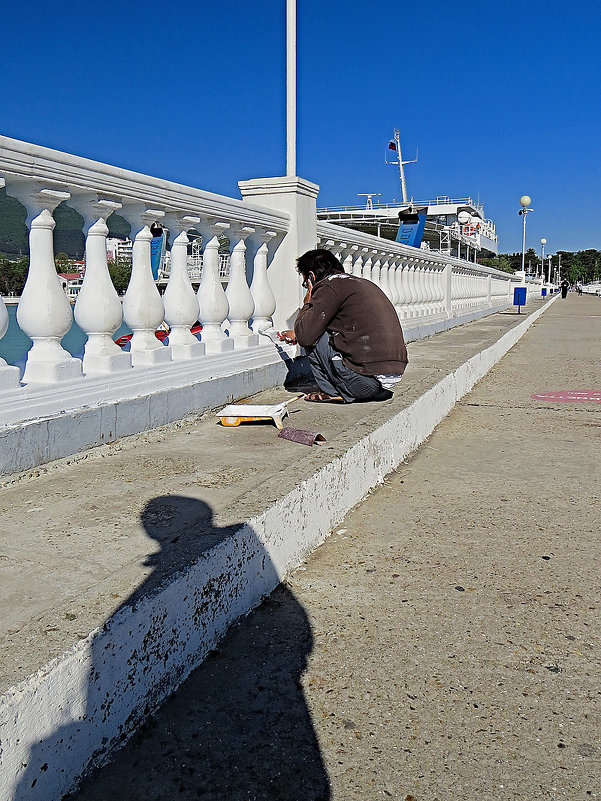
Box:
[0,256,29,295]
[108,258,132,295]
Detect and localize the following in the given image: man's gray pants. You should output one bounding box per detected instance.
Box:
[305,332,392,403]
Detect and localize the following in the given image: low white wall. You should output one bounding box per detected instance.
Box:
[0,302,513,478]
[0,298,555,801]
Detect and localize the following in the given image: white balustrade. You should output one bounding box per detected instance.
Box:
[226,226,259,348]
[250,231,277,332]
[71,195,132,375]
[197,222,234,354]
[162,213,205,361]
[5,184,83,384]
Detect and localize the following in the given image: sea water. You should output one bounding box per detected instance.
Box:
[0,303,132,368]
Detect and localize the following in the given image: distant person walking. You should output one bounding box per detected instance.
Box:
[561,278,569,299]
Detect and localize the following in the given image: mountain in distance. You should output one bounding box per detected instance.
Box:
[0,188,130,257]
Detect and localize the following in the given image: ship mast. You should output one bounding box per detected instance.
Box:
[386,129,418,204]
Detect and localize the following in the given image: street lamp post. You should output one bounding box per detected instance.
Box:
[540,238,547,282]
[518,195,533,281]
[548,255,553,285]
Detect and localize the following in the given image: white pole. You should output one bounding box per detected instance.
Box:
[286,0,296,177]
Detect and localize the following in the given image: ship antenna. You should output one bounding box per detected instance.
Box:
[385,129,418,203]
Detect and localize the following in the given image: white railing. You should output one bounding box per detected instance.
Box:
[316,220,538,324]
[0,135,543,444]
[0,135,289,387]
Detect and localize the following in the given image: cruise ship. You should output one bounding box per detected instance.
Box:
[317,130,499,262]
[317,195,499,261]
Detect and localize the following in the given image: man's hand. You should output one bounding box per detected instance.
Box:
[303,277,313,304]
[278,330,297,345]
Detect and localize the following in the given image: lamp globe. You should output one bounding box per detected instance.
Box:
[520,195,531,208]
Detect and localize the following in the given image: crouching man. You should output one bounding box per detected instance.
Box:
[279,249,408,403]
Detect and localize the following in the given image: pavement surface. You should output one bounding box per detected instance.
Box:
[0,300,545,694]
[4,294,601,800]
[60,294,601,800]
[64,295,601,801]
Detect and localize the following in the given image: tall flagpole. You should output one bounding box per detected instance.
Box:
[286,0,296,177]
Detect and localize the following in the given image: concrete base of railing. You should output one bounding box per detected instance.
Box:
[0,298,555,801]
[0,302,515,478]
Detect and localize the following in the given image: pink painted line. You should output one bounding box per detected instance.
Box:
[531,390,601,403]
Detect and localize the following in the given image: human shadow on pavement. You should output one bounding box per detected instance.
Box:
[14,496,330,801]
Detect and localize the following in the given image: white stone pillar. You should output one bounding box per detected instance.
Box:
[196,222,234,354]
[250,231,277,332]
[120,205,171,367]
[162,214,205,360]
[69,195,132,375]
[226,226,260,348]
[5,184,83,384]
[238,177,318,332]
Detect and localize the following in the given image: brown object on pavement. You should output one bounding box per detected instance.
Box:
[278,428,326,446]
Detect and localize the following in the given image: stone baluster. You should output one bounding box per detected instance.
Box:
[424,266,436,316]
[0,295,20,388]
[395,261,409,319]
[226,226,259,348]
[119,204,171,367]
[162,213,205,360]
[196,221,234,353]
[405,265,417,318]
[378,257,390,298]
[451,270,460,313]
[4,183,83,384]
[352,249,365,277]
[250,230,277,332]
[68,195,132,375]
[409,264,421,317]
[434,268,445,315]
[333,241,347,264]
[386,258,399,308]
[371,256,382,290]
[362,252,374,282]
[0,176,20,388]
[414,265,426,318]
[341,245,358,274]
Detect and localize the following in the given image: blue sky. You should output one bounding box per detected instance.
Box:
[1,0,599,253]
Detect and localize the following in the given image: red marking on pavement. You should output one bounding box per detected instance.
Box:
[531,390,601,403]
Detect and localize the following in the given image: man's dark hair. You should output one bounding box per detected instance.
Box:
[296,249,345,282]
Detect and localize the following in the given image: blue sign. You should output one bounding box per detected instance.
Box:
[395,209,427,248]
[150,232,166,280]
[513,287,527,306]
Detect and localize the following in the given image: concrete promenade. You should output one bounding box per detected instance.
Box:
[2,294,599,799]
[67,294,601,801]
